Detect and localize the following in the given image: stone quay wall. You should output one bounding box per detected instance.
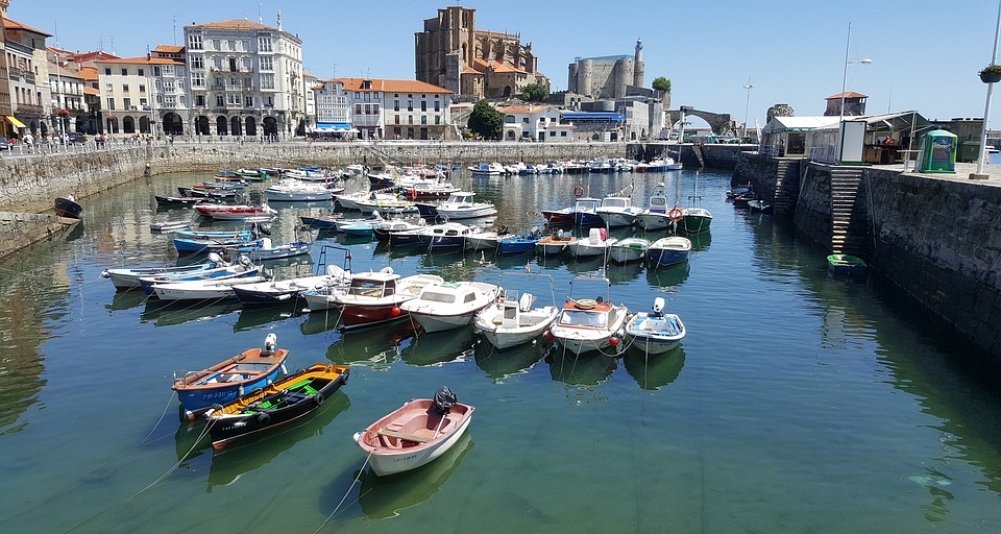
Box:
[866,169,1001,365]
[735,150,1001,371]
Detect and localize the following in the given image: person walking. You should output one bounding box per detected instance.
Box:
[23,133,33,152]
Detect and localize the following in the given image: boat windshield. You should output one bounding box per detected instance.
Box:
[559,310,607,327]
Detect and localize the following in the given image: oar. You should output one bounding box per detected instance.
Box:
[432,411,448,439]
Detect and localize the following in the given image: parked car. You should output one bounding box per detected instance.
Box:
[0,137,12,151]
[67,132,86,144]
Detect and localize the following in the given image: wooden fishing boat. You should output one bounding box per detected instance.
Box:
[205,363,351,451]
[623,297,686,356]
[172,334,290,420]
[535,232,573,255]
[195,203,276,222]
[827,254,868,276]
[354,387,474,476]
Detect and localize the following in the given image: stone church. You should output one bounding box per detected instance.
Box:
[415,5,550,99]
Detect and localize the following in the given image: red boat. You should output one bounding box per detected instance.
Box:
[541,207,574,225]
[195,203,276,221]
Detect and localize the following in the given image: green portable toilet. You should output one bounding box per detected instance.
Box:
[917,130,957,173]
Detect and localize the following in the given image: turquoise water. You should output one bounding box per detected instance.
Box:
[1,166,999,534]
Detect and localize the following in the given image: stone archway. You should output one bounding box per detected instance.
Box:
[163,112,184,135]
[245,117,257,137]
[216,116,228,135]
[230,116,243,136]
[262,116,278,140]
[123,116,136,134]
[195,116,210,135]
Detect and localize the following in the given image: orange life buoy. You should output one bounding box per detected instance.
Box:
[573,186,585,198]
[668,207,684,222]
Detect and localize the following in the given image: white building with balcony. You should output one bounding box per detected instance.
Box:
[3,16,51,138]
[94,52,180,136]
[334,77,453,141]
[183,14,304,140]
[499,103,573,143]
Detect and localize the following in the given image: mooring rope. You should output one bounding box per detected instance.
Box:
[311,451,373,533]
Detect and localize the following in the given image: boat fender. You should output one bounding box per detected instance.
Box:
[257,412,270,426]
[314,393,325,406]
[668,207,683,222]
[101,270,110,278]
[573,186,585,198]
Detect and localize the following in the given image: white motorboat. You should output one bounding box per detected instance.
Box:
[102,252,230,290]
[566,227,617,258]
[151,272,271,301]
[546,275,628,356]
[635,189,680,231]
[473,274,559,350]
[323,269,444,329]
[623,297,686,355]
[264,178,335,201]
[596,196,643,228]
[434,191,497,220]
[400,280,501,333]
[232,265,351,306]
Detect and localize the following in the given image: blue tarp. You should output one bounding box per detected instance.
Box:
[315,122,352,132]
[560,112,625,122]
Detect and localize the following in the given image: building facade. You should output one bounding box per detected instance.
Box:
[47,47,84,139]
[567,40,646,100]
[415,5,549,99]
[498,103,573,143]
[2,12,50,139]
[332,77,453,141]
[95,50,184,136]
[183,15,304,140]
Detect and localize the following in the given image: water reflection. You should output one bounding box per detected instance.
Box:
[645,261,690,289]
[355,432,474,519]
[605,261,643,285]
[140,299,242,327]
[206,393,350,489]
[326,322,416,368]
[234,304,304,332]
[400,328,476,367]
[622,346,686,391]
[473,338,549,380]
[546,348,616,387]
[105,289,149,312]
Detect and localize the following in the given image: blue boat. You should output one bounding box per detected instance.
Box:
[173,236,264,254]
[498,233,542,255]
[647,236,692,267]
[171,334,289,420]
[571,197,604,227]
[138,258,263,295]
[174,228,256,240]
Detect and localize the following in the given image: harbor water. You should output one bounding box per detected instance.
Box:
[0,165,999,534]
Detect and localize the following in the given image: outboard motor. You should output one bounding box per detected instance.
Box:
[263,333,277,355]
[431,386,457,415]
[652,297,665,318]
[206,252,223,265]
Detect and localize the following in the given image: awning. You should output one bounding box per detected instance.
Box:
[314,122,352,132]
[7,116,25,128]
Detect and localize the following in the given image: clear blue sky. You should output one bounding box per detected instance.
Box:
[10,0,1001,125]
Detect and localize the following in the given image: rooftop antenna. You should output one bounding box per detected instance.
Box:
[172,15,177,45]
[258,3,263,24]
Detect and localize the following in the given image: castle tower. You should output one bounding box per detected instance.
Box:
[0,0,9,18]
[633,39,645,89]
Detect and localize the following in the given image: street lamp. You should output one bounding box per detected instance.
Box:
[975,0,1001,179]
[837,22,872,163]
[742,77,753,141]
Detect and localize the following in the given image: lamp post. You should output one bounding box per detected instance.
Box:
[974,0,1001,179]
[742,77,753,141]
[837,22,872,163]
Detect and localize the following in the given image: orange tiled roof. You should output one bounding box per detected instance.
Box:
[98,56,185,66]
[499,104,554,115]
[83,86,101,96]
[825,91,868,100]
[153,44,185,54]
[334,78,453,94]
[189,19,276,31]
[472,58,527,74]
[2,17,51,36]
[72,51,121,62]
[77,67,99,81]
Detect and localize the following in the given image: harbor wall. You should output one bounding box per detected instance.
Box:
[867,169,1001,366]
[0,212,79,262]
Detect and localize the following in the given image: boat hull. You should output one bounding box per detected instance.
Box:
[207,364,350,450]
[172,347,289,419]
[624,313,685,356]
[54,197,83,219]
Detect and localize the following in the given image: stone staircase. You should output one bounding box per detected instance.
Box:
[829,167,870,256]
[772,158,799,216]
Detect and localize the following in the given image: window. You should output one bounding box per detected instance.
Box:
[105,83,113,93]
[121,68,128,76]
[212,40,221,51]
[139,84,146,93]
[434,101,440,112]
[106,98,115,110]
[407,100,413,112]
[123,98,131,109]
[162,65,174,76]
[216,95,224,106]
[260,74,274,90]
[138,68,144,77]
[435,115,440,125]
[245,95,253,107]
[153,66,161,77]
[191,72,205,88]
[259,56,272,71]
[195,95,205,106]
[164,95,176,107]
[421,101,427,112]
[139,97,148,108]
[188,34,203,50]
[190,55,203,69]
[164,81,176,93]
[394,100,399,112]
[394,115,400,124]
[227,93,240,105]
[104,68,111,75]
[258,35,273,52]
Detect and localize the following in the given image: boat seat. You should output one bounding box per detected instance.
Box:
[377,428,433,443]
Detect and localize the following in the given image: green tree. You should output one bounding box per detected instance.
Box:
[652,77,671,93]
[521,83,549,102]
[467,99,504,140]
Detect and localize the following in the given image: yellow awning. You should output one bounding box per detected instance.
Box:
[6,116,25,128]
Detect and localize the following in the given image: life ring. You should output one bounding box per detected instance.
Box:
[668,207,684,222]
[575,298,597,310]
[573,186,585,198]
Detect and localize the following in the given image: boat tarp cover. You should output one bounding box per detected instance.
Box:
[433,386,457,414]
